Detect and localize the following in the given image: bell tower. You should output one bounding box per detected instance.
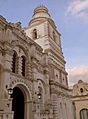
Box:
[26,5,62,50]
[25,5,68,87]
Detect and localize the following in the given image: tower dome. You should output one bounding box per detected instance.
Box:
[32,5,51,19]
[34,5,48,15]
[28,5,56,28]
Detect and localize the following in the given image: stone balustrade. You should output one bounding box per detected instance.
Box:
[0,111,13,119]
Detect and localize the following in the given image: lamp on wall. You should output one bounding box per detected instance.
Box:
[8,88,13,97]
[37,93,41,99]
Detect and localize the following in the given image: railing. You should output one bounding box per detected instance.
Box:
[0,111,14,119]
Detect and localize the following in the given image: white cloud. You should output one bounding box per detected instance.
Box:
[67,66,88,86]
[66,0,88,22]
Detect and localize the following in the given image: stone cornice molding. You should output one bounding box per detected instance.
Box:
[50,88,71,98]
[28,16,56,30]
[0,16,8,29]
[28,17,47,28]
[72,96,88,101]
[72,94,88,98]
[49,80,70,91]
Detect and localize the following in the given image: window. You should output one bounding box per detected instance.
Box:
[33,29,37,39]
[56,74,58,79]
[80,109,88,119]
[63,78,64,81]
[53,31,56,41]
[80,88,84,93]
[21,56,26,76]
[38,86,42,99]
[12,51,17,73]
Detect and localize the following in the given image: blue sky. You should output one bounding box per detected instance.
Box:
[0,0,88,84]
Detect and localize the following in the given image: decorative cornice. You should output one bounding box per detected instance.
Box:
[49,80,70,91]
[72,94,88,98]
[28,17,47,28]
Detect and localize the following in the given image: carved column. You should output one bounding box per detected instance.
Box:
[26,61,32,80]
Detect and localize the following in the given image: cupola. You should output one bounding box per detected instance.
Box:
[28,5,56,28]
[32,5,51,19]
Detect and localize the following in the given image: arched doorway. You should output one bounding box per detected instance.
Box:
[80,109,88,119]
[12,87,24,119]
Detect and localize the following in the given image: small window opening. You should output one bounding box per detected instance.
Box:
[12,51,17,73]
[56,74,58,79]
[21,56,26,76]
[33,29,37,39]
[53,31,56,41]
[80,88,83,93]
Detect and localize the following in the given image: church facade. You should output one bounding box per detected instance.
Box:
[0,5,74,119]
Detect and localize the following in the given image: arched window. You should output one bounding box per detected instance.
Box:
[80,88,84,93]
[33,29,37,39]
[21,56,26,76]
[12,51,17,73]
[80,109,88,119]
[53,31,56,41]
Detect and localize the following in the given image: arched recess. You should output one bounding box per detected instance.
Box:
[11,39,30,62]
[21,55,26,76]
[33,29,37,39]
[11,40,29,59]
[80,108,88,119]
[37,79,46,104]
[12,50,18,73]
[11,83,33,119]
[37,79,46,93]
[11,42,30,77]
[11,39,31,66]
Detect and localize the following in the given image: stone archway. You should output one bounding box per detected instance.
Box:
[12,87,24,119]
[10,83,33,119]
